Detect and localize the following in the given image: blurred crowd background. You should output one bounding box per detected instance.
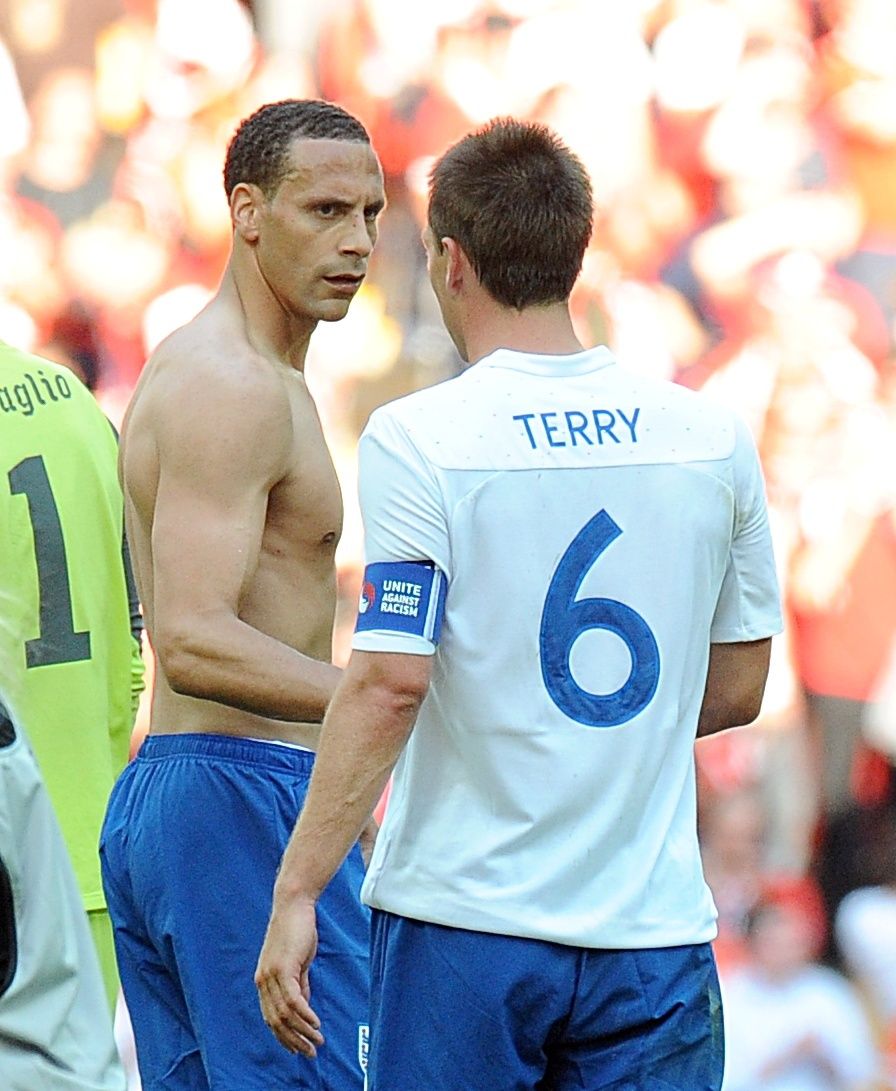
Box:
[3,0,896,1086]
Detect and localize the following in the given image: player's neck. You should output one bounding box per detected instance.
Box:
[221,257,315,372]
[461,300,583,364]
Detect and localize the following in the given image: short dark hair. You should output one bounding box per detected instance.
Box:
[223,99,371,199]
[428,118,593,310]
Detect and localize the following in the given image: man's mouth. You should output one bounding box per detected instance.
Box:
[323,273,365,293]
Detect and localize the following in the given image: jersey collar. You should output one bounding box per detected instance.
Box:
[474,345,616,377]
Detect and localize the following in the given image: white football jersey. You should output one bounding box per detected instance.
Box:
[353,346,782,948]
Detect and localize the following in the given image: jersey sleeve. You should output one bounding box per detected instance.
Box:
[710,414,784,643]
[352,408,450,656]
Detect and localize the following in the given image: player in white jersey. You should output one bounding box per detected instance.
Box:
[256,119,782,1090]
[0,695,124,1091]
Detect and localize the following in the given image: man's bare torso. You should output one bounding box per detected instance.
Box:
[121,298,342,746]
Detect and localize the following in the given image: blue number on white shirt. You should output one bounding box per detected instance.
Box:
[539,509,660,727]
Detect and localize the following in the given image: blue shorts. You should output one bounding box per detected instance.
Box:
[100,734,370,1090]
[369,911,723,1091]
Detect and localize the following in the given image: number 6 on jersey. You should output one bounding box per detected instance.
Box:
[539,509,660,728]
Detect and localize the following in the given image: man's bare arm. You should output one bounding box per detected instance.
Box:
[256,650,431,1053]
[696,638,772,738]
[273,649,429,901]
[142,360,340,721]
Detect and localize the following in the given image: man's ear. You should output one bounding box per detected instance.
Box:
[442,237,470,294]
[231,183,262,242]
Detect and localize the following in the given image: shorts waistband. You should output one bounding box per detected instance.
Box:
[135,733,317,773]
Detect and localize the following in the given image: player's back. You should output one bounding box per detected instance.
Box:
[359,345,781,949]
[0,341,133,911]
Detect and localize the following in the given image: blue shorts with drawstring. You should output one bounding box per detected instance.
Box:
[101,733,370,1090]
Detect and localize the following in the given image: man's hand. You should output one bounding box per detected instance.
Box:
[255,899,324,1057]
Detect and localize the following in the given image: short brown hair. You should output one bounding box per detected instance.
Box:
[428,119,593,310]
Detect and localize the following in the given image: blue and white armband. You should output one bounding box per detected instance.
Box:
[352,560,447,655]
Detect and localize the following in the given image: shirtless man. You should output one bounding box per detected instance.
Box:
[100,100,385,1091]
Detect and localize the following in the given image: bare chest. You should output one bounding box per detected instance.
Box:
[263,404,343,562]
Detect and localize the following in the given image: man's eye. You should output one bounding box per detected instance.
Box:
[317,204,339,217]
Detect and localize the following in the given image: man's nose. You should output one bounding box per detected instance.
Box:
[341,212,374,256]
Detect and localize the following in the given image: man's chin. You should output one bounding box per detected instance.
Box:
[317,298,354,322]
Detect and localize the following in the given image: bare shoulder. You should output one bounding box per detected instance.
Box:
[140,311,292,432]
[128,308,294,482]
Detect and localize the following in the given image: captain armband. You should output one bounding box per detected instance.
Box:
[355,561,447,644]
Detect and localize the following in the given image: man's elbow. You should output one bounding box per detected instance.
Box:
[372,678,428,724]
[697,688,765,737]
[726,690,764,729]
[362,667,432,737]
[154,624,217,698]
[698,639,772,738]
[352,656,430,727]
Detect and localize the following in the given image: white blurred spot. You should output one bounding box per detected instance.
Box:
[142,284,213,355]
[653,4,745,112]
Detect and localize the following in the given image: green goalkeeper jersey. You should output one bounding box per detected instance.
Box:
[0,341,142,911]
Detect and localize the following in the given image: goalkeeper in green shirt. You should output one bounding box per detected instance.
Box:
[0,339,144,1008]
